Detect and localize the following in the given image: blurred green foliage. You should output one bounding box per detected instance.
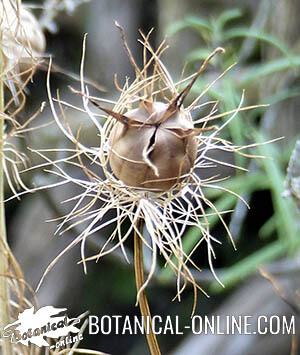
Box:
[159,8,300,293]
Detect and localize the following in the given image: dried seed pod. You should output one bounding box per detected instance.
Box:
[103,101,198,191]
[89,30,224,192]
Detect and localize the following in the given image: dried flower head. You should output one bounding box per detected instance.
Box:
[0,0,45,89]
[31,27,265,309]
[0,0,46,197]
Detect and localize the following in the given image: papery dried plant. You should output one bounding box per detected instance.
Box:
[0,0,46,197]
[25,23,271,354]
[0,1,108,354]
[32,26,267,302]
[0,0,45,95]
[0,1,45,354]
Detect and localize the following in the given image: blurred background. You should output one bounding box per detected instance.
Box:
[7,0,300,354]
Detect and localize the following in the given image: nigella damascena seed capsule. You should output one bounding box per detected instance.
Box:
[90,35,223,192]
[108,101,198,191]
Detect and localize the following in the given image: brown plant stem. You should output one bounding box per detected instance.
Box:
[134,218,161,355]
[0,36,13,354]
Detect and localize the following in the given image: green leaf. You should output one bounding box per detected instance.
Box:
[253,131,299,250]
[210,239,289,293]
[207,172,269,198]
[224,28,296,67]
[185,16,213,33]
[186,48,216,64]
[262,87,300,106]
[167,21,192,36]
[167,16,212,37]
[240,57,300,86]
[215,8,244,32]
[221,78,246,168]
[258,215,276,239]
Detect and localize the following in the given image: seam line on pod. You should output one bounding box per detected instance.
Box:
[142,128,159,177]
